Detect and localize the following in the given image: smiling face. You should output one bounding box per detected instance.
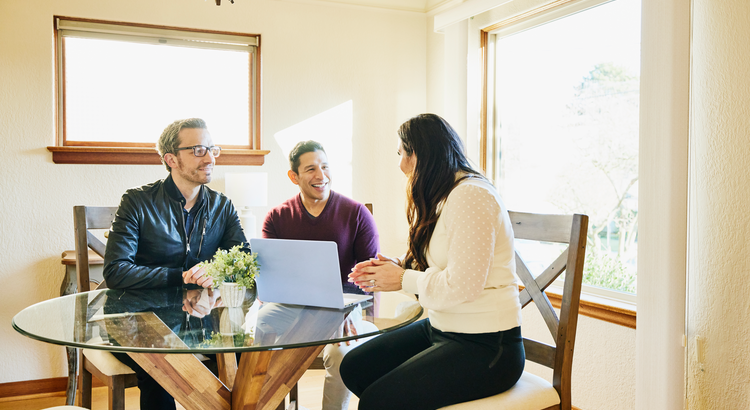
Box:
[288,150,331,203]
[167,127,215,188]
[398,141,416,176]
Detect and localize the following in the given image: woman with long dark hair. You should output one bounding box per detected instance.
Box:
[340,114,524,410]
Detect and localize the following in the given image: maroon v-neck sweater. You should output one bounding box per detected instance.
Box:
[261,191,379,293]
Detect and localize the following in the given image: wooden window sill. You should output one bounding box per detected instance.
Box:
[523,285,636,329]
[47,146,270,165]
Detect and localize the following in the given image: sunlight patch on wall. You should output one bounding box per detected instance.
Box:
[273,101,353,198]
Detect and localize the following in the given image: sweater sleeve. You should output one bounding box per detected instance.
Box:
[352,204,380,263]
[401,183,503,311]
[261,209,278,239]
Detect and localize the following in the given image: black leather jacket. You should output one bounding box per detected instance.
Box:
[103,175,248,289]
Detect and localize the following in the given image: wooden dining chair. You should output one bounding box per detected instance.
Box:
[70,206,138,410]
[440,211,588,410]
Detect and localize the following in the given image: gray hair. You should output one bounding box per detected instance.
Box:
[157,118,207,172]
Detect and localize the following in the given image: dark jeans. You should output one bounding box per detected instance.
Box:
[340,319,525,410]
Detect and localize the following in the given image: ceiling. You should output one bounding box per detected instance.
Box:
[279,0,458,13]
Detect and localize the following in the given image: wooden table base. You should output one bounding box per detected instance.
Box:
[129,344,324,410]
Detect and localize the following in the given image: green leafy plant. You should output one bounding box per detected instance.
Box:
[200,245,259,289]
[199,331,254,348]
[583,248,636,294]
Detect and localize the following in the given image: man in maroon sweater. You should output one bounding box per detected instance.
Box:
[262,140,379,410]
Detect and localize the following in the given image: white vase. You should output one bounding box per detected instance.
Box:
[220,282,247,308]
[219,307,246,335]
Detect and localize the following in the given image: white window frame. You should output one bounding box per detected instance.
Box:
[480,0,639,310]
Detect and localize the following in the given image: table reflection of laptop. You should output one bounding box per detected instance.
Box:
[250,238,373,309]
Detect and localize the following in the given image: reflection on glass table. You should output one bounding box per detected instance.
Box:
[13,286,422,410]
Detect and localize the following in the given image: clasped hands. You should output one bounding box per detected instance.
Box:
[348,253,404,292]
[183,264,213,288]
[182,265,221,318]
[183,288,223,318]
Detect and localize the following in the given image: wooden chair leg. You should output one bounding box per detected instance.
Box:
[65,347,78,406]
[80,364,93,409]
[290,382,298,403]
[288,383,299,410]
[109,375,125,410]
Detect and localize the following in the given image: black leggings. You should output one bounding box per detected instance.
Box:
[340,319,524,410]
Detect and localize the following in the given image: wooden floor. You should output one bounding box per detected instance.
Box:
[0,370,358,410]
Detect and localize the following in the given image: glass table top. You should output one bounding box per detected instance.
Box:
[13,286,423,354]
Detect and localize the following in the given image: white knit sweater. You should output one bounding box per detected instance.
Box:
[401,177,522,333]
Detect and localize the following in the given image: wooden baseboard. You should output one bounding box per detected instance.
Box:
[0,377,105,399]
[0,376,585,409]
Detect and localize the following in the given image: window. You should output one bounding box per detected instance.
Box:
[483,0,641,300]
[50,17,266,165]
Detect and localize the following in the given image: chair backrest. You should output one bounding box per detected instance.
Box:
[509,211,588,410]
[73,206,118,292]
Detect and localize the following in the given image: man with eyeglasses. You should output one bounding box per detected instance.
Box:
[103,118,249,410]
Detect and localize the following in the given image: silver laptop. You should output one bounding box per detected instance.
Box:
[250,238,373,309]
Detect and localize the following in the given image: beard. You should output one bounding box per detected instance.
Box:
[175,156,212,185]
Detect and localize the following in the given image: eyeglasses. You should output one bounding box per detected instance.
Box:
[174,145,222,158]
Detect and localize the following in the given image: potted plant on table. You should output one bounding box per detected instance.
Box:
[200,244,259,308]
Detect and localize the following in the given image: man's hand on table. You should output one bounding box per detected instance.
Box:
[183,264,213,288]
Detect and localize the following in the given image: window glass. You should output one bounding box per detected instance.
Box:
[491,0,641,294]
[57,18,258,150]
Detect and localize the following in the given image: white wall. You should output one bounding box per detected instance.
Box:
[686,0,750,408]
[0,0,425,383]
[521,307,636,410]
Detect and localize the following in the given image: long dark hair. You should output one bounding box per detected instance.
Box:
[399,113,485,271]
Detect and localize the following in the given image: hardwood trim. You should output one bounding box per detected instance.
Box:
[520,285,636,329]
[55,15,261,43]
[62,139,253,151]
[481,0,581,34]
[53,15,61,146]
[547,289,636,329]
[47,146,269,165]
[66,142,255,149]
[65,141,157,147]
[254,41,263,151]
[0,377,104,399]
[54,15,262,154]
[479,30,489,174]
